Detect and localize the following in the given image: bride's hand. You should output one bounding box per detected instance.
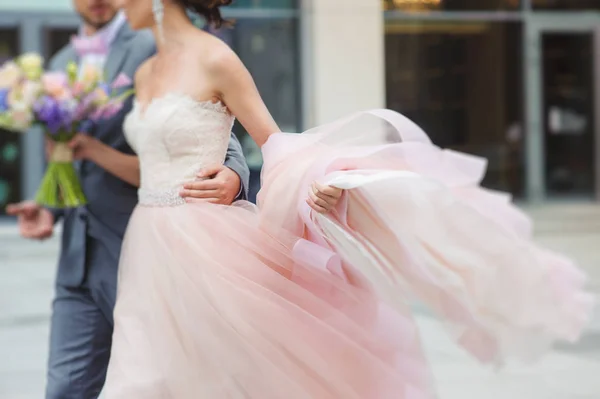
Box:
[68,133,103,161]
[307,182,343,214]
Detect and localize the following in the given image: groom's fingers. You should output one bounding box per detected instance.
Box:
[183,197,221,204]
[5,203,20,215]
[18,201,41,218]
[180,188,219,199]
[197,164,225,178]
[5,202,38,217]
[181,180,222,200]
[183,179,221,191]
[182,168,237,205]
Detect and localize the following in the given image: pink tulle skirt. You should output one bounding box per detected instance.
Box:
[104,110,593,398]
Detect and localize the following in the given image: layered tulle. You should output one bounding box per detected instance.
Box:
[105,203,436,398]
[105,109,593,398]
[259,109,594,365]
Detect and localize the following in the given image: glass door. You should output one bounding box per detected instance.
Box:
[542,32,595,198]
[524,15,600,201]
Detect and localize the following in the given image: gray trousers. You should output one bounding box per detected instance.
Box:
[45,236,118,399]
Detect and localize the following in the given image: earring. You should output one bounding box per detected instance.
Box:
[153,0,164,42]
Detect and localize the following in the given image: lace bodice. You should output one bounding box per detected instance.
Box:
[124,93,235,206]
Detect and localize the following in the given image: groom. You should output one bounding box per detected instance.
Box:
[6,1,249,398]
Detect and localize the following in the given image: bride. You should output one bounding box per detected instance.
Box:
[75,0,594,397]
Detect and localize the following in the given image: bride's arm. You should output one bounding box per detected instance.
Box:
[210,50,342,212]
[68,133,141,187]
[209,50,279,147]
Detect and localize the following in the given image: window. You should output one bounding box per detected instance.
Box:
[542,33,596,197]
[385,21,524,196]
[44,27,78,60]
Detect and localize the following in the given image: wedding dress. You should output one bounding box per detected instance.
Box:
[103,92,593,398]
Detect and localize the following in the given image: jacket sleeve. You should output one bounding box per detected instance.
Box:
[224,132,250,201]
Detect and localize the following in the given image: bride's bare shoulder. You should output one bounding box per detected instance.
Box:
[189,30,245,76]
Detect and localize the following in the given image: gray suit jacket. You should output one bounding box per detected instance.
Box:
[49,24,250,288]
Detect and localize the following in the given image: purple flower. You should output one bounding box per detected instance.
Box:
[33,96,61,134]
[73,95,94,120]
[59,99,77,127]
[33,96,76,134]
[0,89,8,112]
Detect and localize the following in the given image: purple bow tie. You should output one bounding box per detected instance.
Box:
[71,35,109,57]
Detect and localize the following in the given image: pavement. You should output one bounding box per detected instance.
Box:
[0,203,599,398]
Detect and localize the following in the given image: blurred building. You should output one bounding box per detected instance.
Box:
[0,0,599,212]
[383,0,600,202]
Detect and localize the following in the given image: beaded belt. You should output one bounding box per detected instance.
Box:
[138,188,186,207]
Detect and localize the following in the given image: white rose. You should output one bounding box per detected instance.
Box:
[0,62,23,89]
[8,102,33,132]
[8,80,41,108]
[20,80,42,106]
[18,53,44,80]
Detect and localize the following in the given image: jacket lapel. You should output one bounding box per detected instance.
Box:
[63,47,78,67]
[104,24,136,83]
[51,46,78,72]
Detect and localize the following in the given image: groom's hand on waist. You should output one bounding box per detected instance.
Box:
[180,164,242,205]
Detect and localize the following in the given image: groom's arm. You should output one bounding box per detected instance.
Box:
[224,132,250,201]
[178,132,249,204]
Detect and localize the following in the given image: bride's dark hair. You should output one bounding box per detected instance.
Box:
[179,0,233,28]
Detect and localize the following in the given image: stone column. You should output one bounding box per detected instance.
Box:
[300,0,385,127]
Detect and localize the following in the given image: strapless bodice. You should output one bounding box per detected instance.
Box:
[124,93,235,206]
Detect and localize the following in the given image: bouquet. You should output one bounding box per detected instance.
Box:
[0,53,133,208]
